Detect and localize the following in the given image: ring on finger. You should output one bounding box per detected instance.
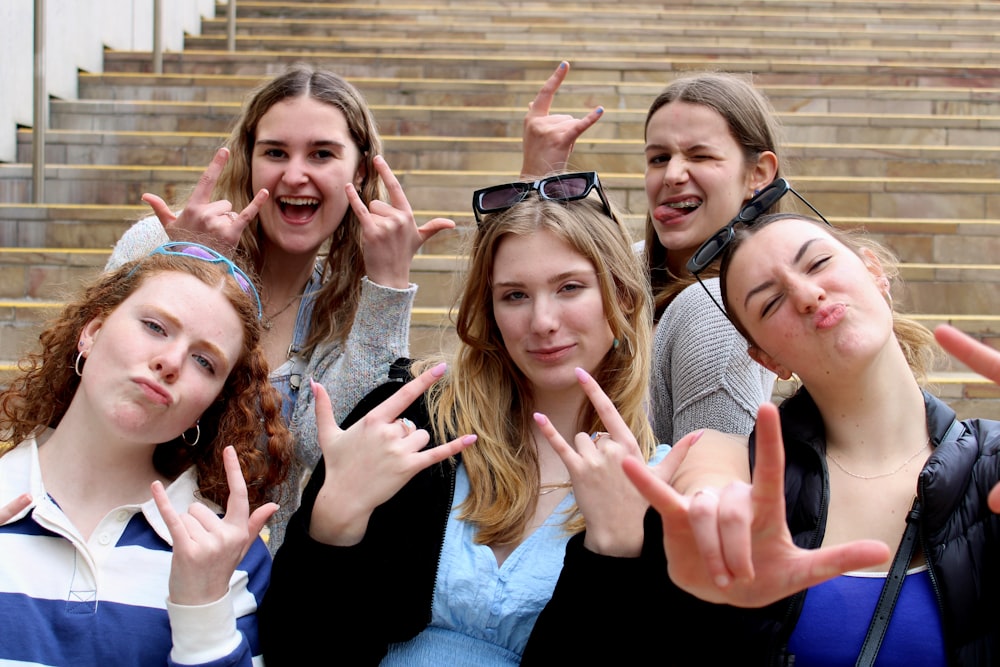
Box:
[226,211,239,220]
[590,431,610,443]
[397,417,416,436]
[691,487,721,501]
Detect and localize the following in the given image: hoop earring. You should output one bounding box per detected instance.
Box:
[74,351,85,377]
[182,422,200,447]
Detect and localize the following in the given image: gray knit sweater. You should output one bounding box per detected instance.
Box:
[649,277,775,444]
[106,216,416,550]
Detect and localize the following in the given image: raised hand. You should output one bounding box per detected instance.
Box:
[622,402,892,608]
[0,492,31,523]
[347,154,455,289]
[533,367,659,557]
[141,147,269,250]
[308,363,476,546]
[520,61,604,179]
[934,324,1000,513]
[152,445,277,606]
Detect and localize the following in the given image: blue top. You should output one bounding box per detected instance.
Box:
[787,566,946,666]
[381,444,671,666]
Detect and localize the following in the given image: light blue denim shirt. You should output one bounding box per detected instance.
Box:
[381,444,671,666]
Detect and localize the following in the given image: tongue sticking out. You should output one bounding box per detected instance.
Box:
[654,201,700,224]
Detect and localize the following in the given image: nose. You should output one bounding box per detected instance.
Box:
[787,276,825,313]
[662,157,689,186]
[151,345,183,382]
[281,154,311,186]
[530,297,560,335]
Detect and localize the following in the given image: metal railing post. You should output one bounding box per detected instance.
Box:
[32,0,46,203]
[152,0,163,73]
[227,0,237,52]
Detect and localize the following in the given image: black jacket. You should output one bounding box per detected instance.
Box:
[259,360,695,665]
[725,389,1000,666]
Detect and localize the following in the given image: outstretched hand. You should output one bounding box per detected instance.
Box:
[934,323,1000,513]
[520,61,604,179]
[141,147,268,250]
[622,402,892,608]
[309,363,476,546]
[348,155,455,290]
[152,445,276,607]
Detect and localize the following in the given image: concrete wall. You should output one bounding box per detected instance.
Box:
[0,0,218,163]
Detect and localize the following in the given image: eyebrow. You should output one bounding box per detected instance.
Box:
[492,268,595,290]
[741,237,822,311]
[148,304,232,371]
[255,138,347,149]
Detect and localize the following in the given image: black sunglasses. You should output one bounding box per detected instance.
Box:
[472,171,612,225]
[685,178,830,316]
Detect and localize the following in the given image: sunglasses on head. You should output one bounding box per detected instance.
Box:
[472,171,613,225]
[686,178,830,317]
[143,242,263,321]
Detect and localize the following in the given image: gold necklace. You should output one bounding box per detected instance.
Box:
[539,480,572,495]
[262,293,303,331]
[826,437,930,480]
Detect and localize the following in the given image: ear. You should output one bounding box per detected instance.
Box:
[748,344,794,380]
[79,318,104,354]
[748,151,779,194]
[353,155,368,190]
[860,247,889,292]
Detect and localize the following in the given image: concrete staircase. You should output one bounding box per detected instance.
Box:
[2,0,1000,417]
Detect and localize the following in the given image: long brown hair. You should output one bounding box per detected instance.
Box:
[0,252,294,510]
[215,63,386,355]
[643,72,786,322]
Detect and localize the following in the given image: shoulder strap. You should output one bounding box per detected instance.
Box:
[855,496,922,667]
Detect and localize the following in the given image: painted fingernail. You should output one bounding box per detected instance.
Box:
[431,362,447,377]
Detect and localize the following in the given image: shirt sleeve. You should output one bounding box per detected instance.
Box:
[105,215,170,270]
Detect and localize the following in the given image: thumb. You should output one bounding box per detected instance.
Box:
[417,217,457,242]
[141,193,178,227]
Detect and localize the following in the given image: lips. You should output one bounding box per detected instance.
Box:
[134,378,172,406]
[652,198,701,224]
[277,196,319,223]
[528,344,575,362]
[813,303,846,330]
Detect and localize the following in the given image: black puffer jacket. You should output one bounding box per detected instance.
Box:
[729,389,1000,666]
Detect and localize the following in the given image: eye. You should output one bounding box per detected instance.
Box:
[807,255,831,273]
[759,293,783,319]
[501,290,528,302]
[142,319,167,335]
[192,354,217,375]
[559,282,584,294]
[262,147,287,159]
[646,153,669,166]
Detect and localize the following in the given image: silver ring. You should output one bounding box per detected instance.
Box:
[691,487,721,501]
[226,211,239,220]
[398,417,416,436]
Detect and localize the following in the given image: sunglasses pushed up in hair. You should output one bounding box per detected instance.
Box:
[472,171,613,225]
[686,178,830,316]
[140,242,263,321]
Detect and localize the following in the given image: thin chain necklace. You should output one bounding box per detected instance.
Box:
[539,480,572,495]
[827,437,930,480]
[262,293,303,331]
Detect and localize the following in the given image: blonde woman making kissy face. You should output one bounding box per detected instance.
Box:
[625,213,1000,666]
[521,62,780,445]
[259,173,696,666]
[105,65,454,550]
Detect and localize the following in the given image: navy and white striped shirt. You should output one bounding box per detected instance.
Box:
[0,438,269,666]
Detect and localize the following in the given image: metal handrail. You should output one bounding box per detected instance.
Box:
[31,1,237,203]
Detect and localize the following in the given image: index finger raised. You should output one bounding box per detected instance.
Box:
[368,362,448,421]
[527,61,570,118]
[189,147,230,206]
[220,445,250,522]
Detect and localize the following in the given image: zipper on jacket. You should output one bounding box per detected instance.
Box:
[427,457,458,623]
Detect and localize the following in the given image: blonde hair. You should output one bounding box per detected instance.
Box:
[416,187,655,545]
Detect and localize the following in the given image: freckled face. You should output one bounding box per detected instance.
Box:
[491,229,614,395]
[644,101,756,274]
[725,219,894,378]
[80,272,244,444]
[251,96,365,257]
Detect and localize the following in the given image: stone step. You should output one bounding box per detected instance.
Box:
[17,129,1000,182]
[199,14,1000,49]
[46,98,1000,149]
[99,50,1000,90]
[77,72,1000,119]
[2,165,997,223]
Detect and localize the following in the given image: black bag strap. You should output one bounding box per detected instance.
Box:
[854,496,922,667]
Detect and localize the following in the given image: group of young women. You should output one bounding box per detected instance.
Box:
[0,58,997,667]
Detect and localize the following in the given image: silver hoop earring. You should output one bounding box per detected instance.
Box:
[74,351,85,377]
[182,422,200,447]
